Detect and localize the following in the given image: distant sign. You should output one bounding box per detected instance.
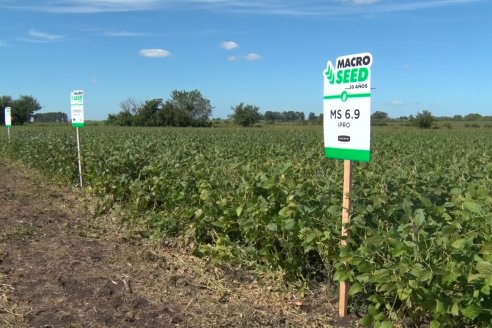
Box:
[323,53,372,162]
[5,107,11,127]
[70,90,84,128]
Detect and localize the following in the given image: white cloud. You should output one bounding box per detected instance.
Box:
[29,29,63,41]
[0,41,8,47]
[390,100,404,106]
[221,41,239,50]
[1,0,484,16]
[104,30,146,37]
[228,53,262,61]
[6,0,159,13]
[244,53,262,61]
[18,30,64,43]
[139,48,171,58]
[183,0,484,16]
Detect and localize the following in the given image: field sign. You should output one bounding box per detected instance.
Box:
[70,90,84,187]
[5,106,11,127]
[323,53,372,162]
[70,90,84,128]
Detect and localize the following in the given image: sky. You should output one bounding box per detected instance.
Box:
[1,0,491,120]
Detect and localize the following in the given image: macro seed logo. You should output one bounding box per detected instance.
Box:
[325,54,371,85]
[323,52,373,162]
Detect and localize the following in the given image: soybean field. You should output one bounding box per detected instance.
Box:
[1,124,491,327]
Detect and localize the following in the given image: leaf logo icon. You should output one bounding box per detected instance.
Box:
[325,62,335,84]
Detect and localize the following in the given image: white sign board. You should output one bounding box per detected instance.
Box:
[70,90,84,128]
[323,53,372,162]
[5,107,11,127]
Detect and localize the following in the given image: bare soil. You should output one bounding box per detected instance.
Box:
[0,160,353,327]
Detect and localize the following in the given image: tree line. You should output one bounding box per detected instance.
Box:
[372,111,491,122]
[2,91,489,129]
[106,90,320,127]
[230,106,323,127]
[371,110,492,129]
[264,110,305,122]
[106,90,213,127]
[33,112,68,123]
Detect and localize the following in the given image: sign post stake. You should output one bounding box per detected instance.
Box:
[76,127,83,188]
[70,90,85,189]
[339,159,352,317]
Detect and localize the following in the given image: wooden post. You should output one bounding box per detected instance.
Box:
[339,159,352,317]
[76,127,83,188]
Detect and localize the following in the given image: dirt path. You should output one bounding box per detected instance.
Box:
[0,160,346,327]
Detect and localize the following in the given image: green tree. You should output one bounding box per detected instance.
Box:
[168,89,213,126]
[106,90,213,127]
[264,111,275,122]
[155,102,191,127]
[464,113,482,121]
[120,98,141,116]
[106,98,143,126]
[371,111,388,120]
[106,111,134,126]
[32,112,68,123]
[11,95,42,125]
[231,103,262,127]
[134,99,163,126]
[416,110,433,128]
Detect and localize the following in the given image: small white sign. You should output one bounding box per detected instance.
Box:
[323,53,372,162]
[70,90,84,128]
[5,107,11,127]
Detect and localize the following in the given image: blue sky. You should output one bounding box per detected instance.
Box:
[1,0,490,120]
